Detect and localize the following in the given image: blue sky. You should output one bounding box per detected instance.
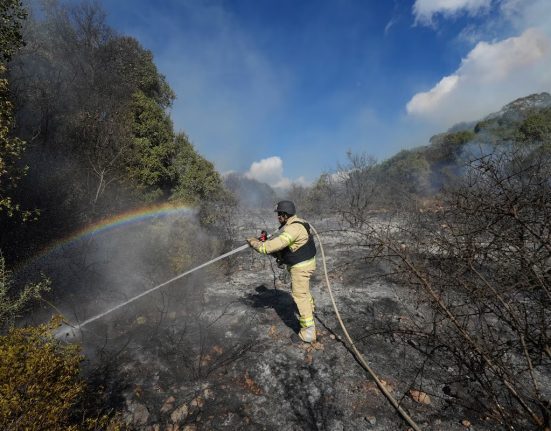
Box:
[99,0,551,187]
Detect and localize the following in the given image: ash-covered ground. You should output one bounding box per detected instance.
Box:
[32,211,511,430]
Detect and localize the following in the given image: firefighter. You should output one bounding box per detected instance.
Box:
[247,200,317,343]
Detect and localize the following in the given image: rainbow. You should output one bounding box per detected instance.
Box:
[19,202,196,270]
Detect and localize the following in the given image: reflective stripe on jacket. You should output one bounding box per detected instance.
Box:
[256,215,316,267]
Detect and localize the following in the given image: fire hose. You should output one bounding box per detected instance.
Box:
[309,224,422,431]
[56,242,253,336]
[55,225,422,430]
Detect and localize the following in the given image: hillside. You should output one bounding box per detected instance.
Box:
[375,92,551,198]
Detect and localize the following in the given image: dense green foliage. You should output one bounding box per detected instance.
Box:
[0,316,127,430]
[0,0,227,263]
[0,64,27,218]
[365,101,550,203]
[172,133,225,204]
[424,130,475,163]
[377,149,431,197]
[0,317,84,430]
[517,107,551,144]
[0,0,28,218]
[0,0,26,62]
[127,90,177,201]
[8,1,178,216]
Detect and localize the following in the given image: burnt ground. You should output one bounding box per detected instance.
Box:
[56,216,508,431]
[52,213,510,431]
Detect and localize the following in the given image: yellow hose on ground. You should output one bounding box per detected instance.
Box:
[310,224,423,431]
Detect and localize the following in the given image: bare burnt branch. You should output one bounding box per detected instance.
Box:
[344,145,551,429]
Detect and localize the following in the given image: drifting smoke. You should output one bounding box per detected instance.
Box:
[18,209,219,338]
[224,173,277,209]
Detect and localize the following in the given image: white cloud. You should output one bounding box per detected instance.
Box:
[464,28,548,80]
[406,28,551,125]
[245,156,284,185]
[244,156,307,189]
[413,0,492,25]
[407,75,460,115]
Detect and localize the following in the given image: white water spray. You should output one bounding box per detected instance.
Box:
[57,243,251,338]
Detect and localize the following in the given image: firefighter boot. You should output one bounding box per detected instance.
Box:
[298,325,316,343]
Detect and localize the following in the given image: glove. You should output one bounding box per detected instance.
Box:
[246,237,261,249]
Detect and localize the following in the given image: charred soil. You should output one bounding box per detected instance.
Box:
[66,214,525,431]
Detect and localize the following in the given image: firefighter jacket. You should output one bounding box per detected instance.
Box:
[249,215,316,268]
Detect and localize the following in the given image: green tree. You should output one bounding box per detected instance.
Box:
[171,133,236,243]
[425,130,475,164]
[0,0,26,62]
[126,90,177,201]
[0,0,28,218]
[172,133,225,204]
[517,108,551,145]
[378,149,431,198]
[3,0,181,254]
[0,65,27,217]
[102,36,175,108]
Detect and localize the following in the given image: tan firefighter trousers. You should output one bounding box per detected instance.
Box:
[289,258,316,328]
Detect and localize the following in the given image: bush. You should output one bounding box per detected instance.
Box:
[0,316,128,430]
[0,251,49,332]
[0,317,84,430]
[362,145,551,429]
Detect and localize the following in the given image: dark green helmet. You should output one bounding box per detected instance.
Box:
[274,200,296,215]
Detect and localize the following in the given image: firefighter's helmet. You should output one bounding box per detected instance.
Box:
[274,200,296,215]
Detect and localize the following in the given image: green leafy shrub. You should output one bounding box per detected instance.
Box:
[0,317,128,430]
[0,317,84,430]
